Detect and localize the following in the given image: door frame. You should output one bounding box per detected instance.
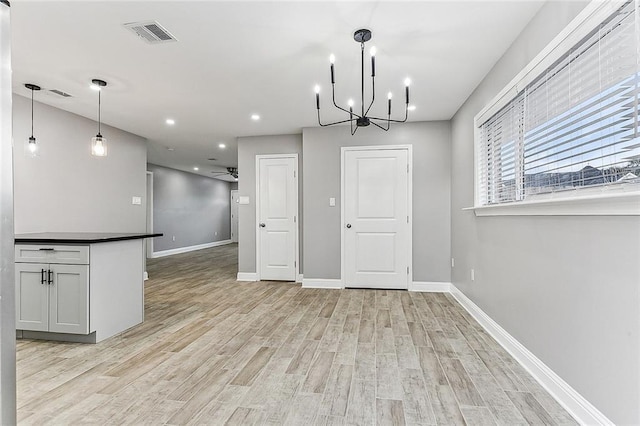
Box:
[340,145,413,288]
[255,153,299,282]
[230,190,239,243]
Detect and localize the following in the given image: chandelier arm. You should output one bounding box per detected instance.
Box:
[318,110,354,127]
[369,105,409,123]
[351,123,359,135]
[332,84,362,118]
[369,119,390,132]
[364,76,376,117]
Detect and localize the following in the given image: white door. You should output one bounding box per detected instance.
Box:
[258,156,297,281]
[231,190,239,243]
[344,148,410,289]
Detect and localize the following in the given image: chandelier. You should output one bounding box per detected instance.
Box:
[314,28,411,135]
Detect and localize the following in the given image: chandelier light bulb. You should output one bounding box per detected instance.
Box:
[90,84,101,91]
[329,54,335,64]
[314,85,320,94]
[370,46,377,57]
[348,99,354,107]
[387,92,393,100]
[404,78,411,87]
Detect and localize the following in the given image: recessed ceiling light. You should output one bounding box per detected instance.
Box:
[219,143,226,149]
[251,114,260,121]
[166,118,175,125]
[408,105,416,111]
[193,167,199,171]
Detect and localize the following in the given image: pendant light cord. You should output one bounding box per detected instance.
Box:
[30,88,34,137]
[98,89,101,135]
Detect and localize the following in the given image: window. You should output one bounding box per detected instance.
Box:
[476,0,640,208]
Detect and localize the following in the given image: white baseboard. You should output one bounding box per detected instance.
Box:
[302,278,343,289]
[237,272,258,282]
[410,281,452,292]
[449,284,613,426]
[151,240,232,258]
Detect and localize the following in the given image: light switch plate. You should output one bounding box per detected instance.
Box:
[132,196,142,205]
[238,196,250,205]
[329,197,336,207]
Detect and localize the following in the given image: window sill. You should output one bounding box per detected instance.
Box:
[463,191,640,216]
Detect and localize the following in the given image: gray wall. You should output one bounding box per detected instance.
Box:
[450,1,639,424]
[237,134,303,274]
[0,4,15,422]
[13,95,147,233]
[148,164,232,252]
[303,122,451,282]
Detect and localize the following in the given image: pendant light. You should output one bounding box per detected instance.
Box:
[91,78,108,157]
[25,83,41,156]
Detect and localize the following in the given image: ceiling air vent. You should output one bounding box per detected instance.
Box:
[49,89,72,98]
[123,21,177,44]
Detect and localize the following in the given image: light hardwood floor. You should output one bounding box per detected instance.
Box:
[17,243,576,425]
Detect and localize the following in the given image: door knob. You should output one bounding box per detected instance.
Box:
[346,223,352,228]
[259,223,266,228]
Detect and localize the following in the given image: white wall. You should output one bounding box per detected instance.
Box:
[450,1,639,424]
[13,95,147,233]
[147,164,232,252]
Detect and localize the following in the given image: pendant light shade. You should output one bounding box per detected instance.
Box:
[25,83,41,157]
[91,79,108,157]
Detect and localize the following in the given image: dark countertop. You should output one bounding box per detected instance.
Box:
[15,232,163,244]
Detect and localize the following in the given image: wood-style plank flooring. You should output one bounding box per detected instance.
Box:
[17,244,576,425]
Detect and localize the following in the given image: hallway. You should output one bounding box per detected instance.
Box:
[16,244,575,425]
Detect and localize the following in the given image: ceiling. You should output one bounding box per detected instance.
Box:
[10,1,544,181]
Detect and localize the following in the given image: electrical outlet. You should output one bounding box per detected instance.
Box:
[172,236,176,242]
[471,269,475,281]
[132,196,142,205]
[451,258,455,268]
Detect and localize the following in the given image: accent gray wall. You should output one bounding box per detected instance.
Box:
[450,2,639,424]
[13,95,147,234]
[303,122,451,282]
[148,164,232,252]
[237,134,303,274]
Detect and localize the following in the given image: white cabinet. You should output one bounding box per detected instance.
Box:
[15,246,89,335]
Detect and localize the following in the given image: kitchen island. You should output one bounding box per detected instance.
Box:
[15,232,161,343]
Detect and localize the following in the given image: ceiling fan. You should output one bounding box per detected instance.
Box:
[211,167,238,179]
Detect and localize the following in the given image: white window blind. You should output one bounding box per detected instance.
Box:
[477,0,640,206]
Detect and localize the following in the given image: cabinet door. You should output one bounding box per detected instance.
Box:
[15,263,49,331]
[48,264,89,334]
